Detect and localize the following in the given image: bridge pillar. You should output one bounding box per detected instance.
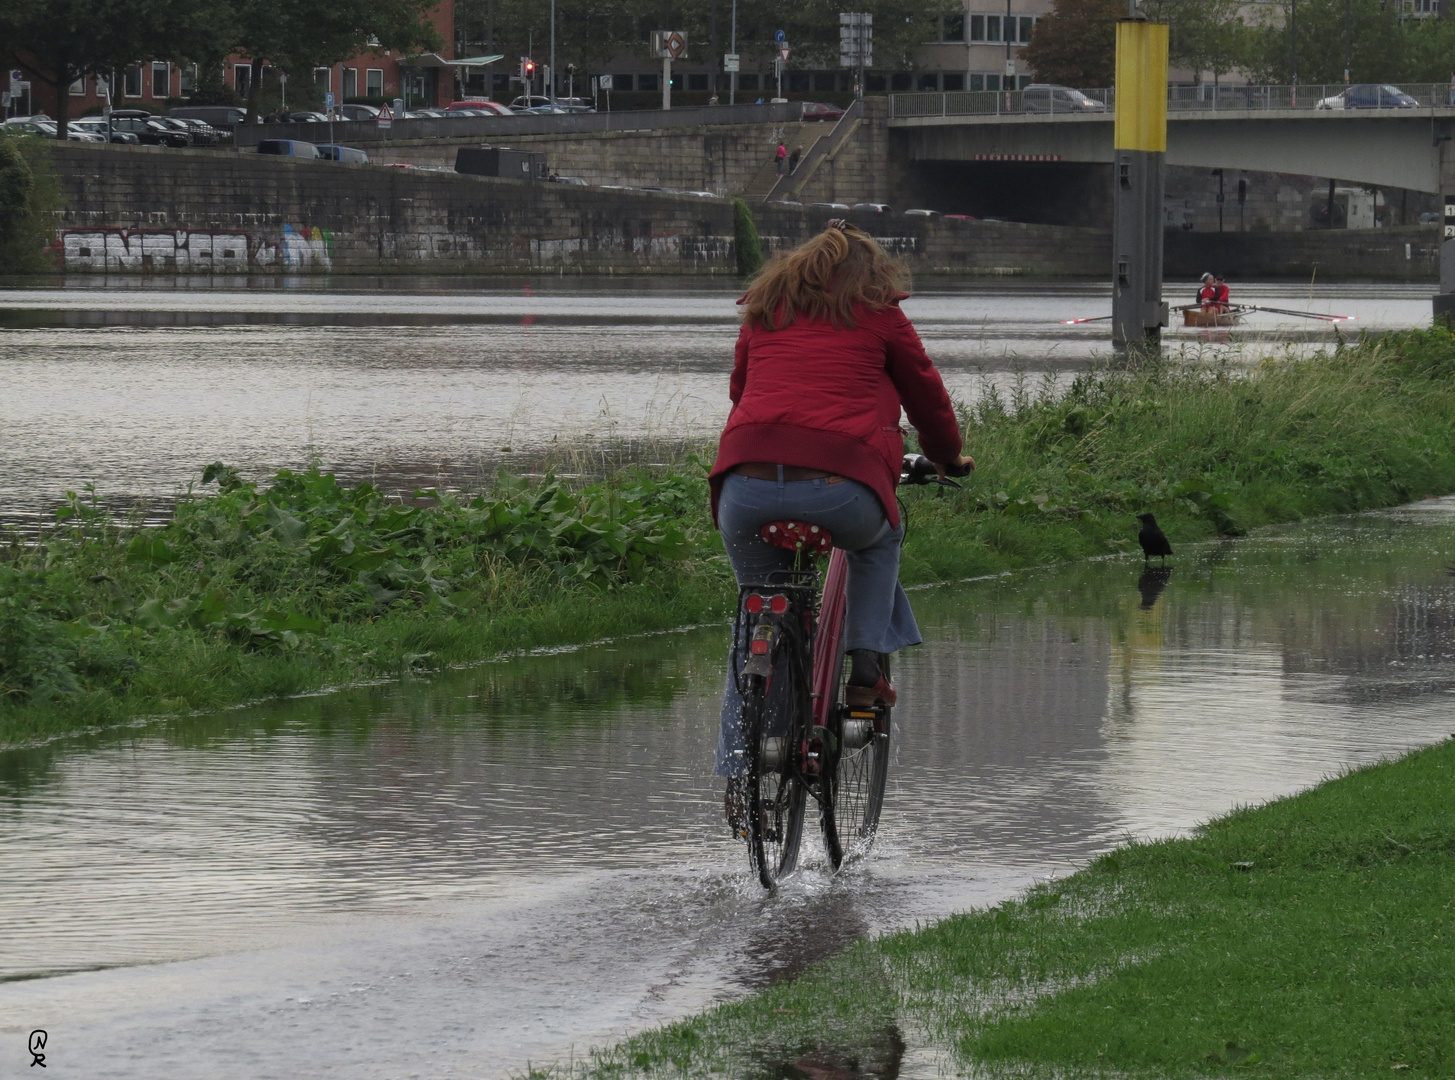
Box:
[1436,149,1455,324]
[1111,19,1169,354]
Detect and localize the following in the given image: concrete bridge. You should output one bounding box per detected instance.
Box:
[889,85,1455,194]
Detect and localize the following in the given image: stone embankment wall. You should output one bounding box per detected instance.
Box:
[1166,227,1438,280]
[46,144,1105,276]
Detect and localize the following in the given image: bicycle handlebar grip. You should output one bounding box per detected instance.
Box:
[941,460,973,478]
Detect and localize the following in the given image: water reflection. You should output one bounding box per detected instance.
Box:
[1,501,1453,1078]
[1136,566,1173,609]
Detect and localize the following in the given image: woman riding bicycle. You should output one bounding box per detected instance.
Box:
[709,220,973,800]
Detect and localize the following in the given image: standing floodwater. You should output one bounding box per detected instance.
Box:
[2,500,1453,1078]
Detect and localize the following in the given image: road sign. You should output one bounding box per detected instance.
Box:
[324,91,335,109]
[774,30,786,42]
[651,30,688,59]
[598,74,613,90]
[376,104,393,128]
[723,53,740,73]
[8,69,21,96]
[779,45,791,62]
[1444,195,1455,240]
[839,12,873,68]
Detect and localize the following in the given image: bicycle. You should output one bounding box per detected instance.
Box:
[730,454,968,888]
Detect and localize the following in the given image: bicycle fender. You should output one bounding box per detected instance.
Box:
[742,622,776,676]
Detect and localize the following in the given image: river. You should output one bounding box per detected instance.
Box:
[2,497,1453,1078]
[0,277,1430,529]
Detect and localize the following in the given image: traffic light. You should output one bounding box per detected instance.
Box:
[520,56,535,85]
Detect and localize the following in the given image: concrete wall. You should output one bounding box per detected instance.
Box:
[45,144,1106,277]
[1168,226,1439,281]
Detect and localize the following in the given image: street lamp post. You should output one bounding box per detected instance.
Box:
[730,0,737,105]
[550,0,556,104]
[1290,0,1297,104]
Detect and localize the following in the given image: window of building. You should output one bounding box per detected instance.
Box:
[1018,73,1033,88]
[180,64,197,97]
[943,72,965,91]
[787,71,809,92]
[233,63,252,96]
[123,64,143,97]
[152,62,170,99]
[865,72,887,92]
[365,68,384,97]
[737,73,758,91]
[917,72,939,91]
[343,67,358,98]
[943,14,965,42]
[813,71,836,92]
[890,72,913,91]
[611,73,633,91]
[69,75,86,96]
[668,72,682,89]
[967,13,1036,43]
[688,72,709,90]
[638,72,658,92]
[970,73,1002,91]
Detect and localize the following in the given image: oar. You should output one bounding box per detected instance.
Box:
[1241,304,1355,322]
[1060,314,1115,325]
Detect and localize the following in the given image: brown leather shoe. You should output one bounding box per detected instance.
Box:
[845,677,897,709]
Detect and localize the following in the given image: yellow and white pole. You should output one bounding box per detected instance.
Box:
[1111,18,1169,353]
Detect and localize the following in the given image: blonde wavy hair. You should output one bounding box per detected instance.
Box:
[739,223,910,331]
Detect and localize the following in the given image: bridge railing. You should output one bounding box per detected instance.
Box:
[889,83,1452,119]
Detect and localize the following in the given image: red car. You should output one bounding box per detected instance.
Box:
[801,101,845,121]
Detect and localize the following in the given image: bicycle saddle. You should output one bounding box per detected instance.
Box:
[760,520,833,554]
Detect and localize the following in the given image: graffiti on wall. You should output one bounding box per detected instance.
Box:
[57,225,335,272]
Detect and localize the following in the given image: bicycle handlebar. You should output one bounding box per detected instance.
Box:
[900,454,970,489]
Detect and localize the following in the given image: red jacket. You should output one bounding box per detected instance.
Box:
[709,301,962,529]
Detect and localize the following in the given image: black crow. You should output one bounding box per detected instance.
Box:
[1137,565,1172,609]
[1137,513,1172,563]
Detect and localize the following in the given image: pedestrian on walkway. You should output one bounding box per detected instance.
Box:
[775,141,787,176]
[788,145,803,174]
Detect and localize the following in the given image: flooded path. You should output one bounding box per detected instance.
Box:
[0,278,1430,527]
[3,500,1453,1078]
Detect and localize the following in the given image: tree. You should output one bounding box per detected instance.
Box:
[0,0,220,136]
[1021,0,1123,88]
[228,0,441,122]
[1154,0,1250,84]
[1240,0,1455,85]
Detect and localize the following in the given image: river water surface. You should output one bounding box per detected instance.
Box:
[0,277,1430,528]
[2,497,1453,1078]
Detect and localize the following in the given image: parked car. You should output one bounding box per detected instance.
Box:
[448,99,514,115]
[405,107,447,118]
[169,105,247,130]
[510,95,554,110]
[851,202,893,214]
[682,190,721,198]
[1020,84,1107,114]
[337,103,380,121]
[1420,211,1441,225]
[256,139,323,158]
[547,174,587,185]
[109,110,192,147]
[316,144,369,163]
[943,213,977,221]
[3,116,104,141]
[903,208,940,217]
[1316,84,1418,110]
[801,101,845,121]
[810,201,850,211]
[172,117,223,144]
[150,116,204,144]
[68,118,141,144]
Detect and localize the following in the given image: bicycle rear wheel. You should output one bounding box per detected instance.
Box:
[742,672,806,888]
[824,652,892,868]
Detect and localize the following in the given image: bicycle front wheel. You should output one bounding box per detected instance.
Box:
[742,672,806,888]
[826,652,892,867]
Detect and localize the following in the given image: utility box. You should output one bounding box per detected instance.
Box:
[455,147,546,181]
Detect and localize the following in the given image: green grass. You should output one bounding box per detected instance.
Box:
[567,738,1455,1079]
[5,327,1455,744]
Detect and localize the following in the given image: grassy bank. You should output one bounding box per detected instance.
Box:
[578,737,1455,1079]
[5,328,1455,743]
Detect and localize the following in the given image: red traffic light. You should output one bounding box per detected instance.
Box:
[524,60,535,72]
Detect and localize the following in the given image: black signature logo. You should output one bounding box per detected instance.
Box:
[28,1029,47,1068]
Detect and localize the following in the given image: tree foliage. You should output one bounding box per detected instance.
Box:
[1243,0,1455,85]
[1021,0,1123,88]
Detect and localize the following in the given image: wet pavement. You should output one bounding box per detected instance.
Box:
[0,278,1429,528]
[3,498,1453,1078]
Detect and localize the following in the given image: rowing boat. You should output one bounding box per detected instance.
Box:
[1182,306,1243,328]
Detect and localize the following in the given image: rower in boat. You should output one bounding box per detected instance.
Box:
[1214,275,1231,312]
[1197,272,1217,309]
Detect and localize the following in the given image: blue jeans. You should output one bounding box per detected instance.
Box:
[713,471,921,776]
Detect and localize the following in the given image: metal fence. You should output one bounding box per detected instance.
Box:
[889,83,1455,120]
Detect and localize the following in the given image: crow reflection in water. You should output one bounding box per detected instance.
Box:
[1138,565,1173,609]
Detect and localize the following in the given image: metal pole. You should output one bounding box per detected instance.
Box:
[730,0,737,105]
[663,57,671,110]
[1290,0,1297,105]
[1111,18,1169,355]
[550,0,556,104]
[1343,0,1351,83]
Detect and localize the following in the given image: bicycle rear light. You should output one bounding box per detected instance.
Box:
[769,594,789,614]
[744,593,764,613]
